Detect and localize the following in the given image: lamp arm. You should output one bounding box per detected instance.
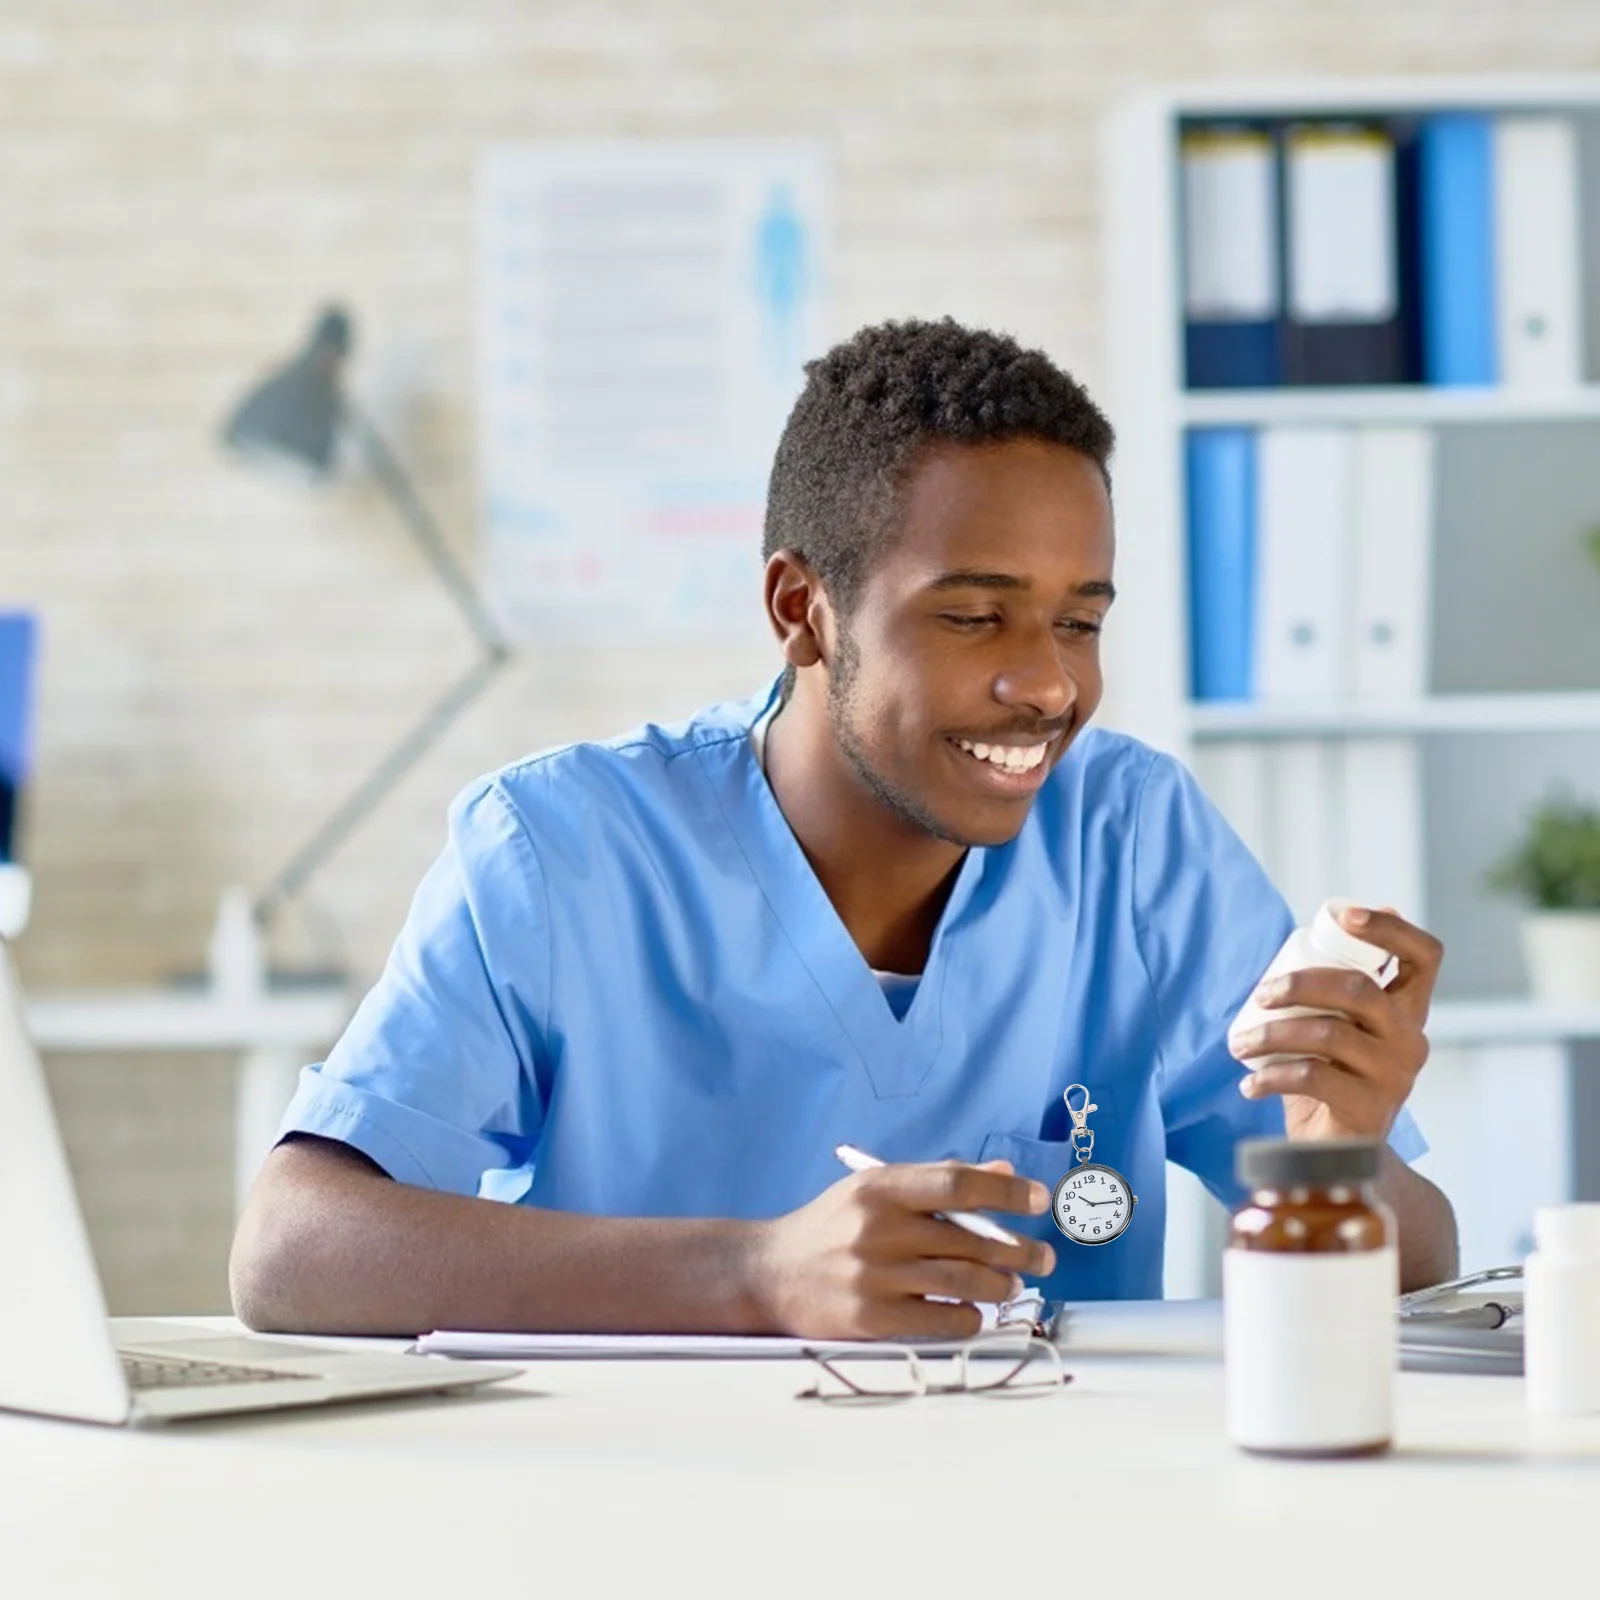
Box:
[345,404,511,660]
[251,652,507,927]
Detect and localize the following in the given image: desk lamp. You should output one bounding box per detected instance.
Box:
[216,306,511,985]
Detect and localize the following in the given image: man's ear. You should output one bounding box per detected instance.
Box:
[763,549,832,670]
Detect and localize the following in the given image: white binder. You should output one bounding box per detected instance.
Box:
[1494,116,1583,388]
[1338,738,1426,926]
[1284,125,1397,323]
[1193,744,1272,869]
[1181,128,1280,319]
[1350,428,1435,702]
[1255,428,1352,702]
[1266,740,1343,926]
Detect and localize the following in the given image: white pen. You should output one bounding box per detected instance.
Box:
[834,1143,1023,1248]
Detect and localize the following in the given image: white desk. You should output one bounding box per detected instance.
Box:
[0,1322,1595,1597]
[24,986,353,1212]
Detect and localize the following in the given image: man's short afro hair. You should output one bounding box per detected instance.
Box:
[762,317,1114,615]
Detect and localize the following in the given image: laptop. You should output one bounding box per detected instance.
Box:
[0,937,519,1425]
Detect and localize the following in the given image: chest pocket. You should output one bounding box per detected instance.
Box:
[979,1084,1125,1171]
[978,1088,1160,1302]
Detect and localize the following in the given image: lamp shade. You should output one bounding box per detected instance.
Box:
[221,306,353,474]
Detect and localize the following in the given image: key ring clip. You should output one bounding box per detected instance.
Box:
[1063,1083,1097,1167]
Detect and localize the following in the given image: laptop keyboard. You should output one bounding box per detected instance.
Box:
[122,1352,312,1391]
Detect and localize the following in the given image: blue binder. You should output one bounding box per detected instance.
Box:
[1418,113,1497,386]
[1185,430,1256,702]
[1185,321,1281,390]
[0,612,39,864]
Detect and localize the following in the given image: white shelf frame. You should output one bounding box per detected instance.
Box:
[26,984,354,1216]
[1428,999,1600,1045]
[1183,385,1600,427]
[1188,692,1600,739]
[1156,72,1600,116]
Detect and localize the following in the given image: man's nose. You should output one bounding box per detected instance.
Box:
[992,630,1076,719]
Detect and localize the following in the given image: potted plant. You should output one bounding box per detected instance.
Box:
[1487,790,1600,1005]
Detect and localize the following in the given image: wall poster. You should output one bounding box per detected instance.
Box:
[478,141,829,639]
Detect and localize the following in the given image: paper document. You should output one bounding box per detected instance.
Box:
[418,1331,869,1360]
[416,1291,1525,1372]
[1049,1298,1223,1356]
[418,1295,1045,1360]
[415,1296,1225,1362]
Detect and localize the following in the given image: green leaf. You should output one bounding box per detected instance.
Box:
[1486,789,1600,910]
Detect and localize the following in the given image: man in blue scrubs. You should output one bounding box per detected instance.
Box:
[232,320,1458,1337]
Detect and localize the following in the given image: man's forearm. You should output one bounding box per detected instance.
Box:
[1377,1147,1459,1293]
[230,1135,773,1337]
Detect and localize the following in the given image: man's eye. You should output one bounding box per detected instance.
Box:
[1058,618,1103,636]
[940,613,999,630]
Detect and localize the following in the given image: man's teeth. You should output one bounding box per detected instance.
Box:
[954,738,1048,773]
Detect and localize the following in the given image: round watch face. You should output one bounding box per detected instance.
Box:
[1051,1163,1136,1245]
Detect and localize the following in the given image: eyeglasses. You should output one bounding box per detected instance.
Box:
[795,1329,1069,1404]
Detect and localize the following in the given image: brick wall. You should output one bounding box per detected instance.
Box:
[5,1,1598,1311]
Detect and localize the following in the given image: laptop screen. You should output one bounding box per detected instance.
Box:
[0,612,39,865]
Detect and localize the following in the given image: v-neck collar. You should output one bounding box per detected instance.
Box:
[695,680,987,1100]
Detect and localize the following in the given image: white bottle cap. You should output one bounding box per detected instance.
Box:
[1310,899,1394,980]
[1534,1204,1600,1254]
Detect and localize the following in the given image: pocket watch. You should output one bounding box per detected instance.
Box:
[1049,1084,1137,1246]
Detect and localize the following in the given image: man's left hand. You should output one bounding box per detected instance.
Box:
[1231,905,1444,1142]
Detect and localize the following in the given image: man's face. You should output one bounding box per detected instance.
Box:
[825,437,1115,849]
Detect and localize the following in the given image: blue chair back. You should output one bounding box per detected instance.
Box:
[0,613,39,864]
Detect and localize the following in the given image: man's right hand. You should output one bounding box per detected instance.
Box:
[748,1159,1056,1340]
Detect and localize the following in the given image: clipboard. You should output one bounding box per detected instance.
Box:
[414,1274,1528,1373]
[1395,1265,1524,1375]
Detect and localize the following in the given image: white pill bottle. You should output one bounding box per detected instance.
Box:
[1224,1137,1398,1457]
[1524,1204,1600,1414]
[1229,898,1399,1069]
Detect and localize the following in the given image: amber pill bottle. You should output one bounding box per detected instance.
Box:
[1224,1138,1397,1457]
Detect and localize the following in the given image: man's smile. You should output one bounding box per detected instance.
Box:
[945,728,1068,796]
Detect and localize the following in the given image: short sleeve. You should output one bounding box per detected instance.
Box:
[277,779,551,1196]
[1131,752,1426,1209]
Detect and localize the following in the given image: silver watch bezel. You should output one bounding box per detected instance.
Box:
[1051,1162,1138,1246]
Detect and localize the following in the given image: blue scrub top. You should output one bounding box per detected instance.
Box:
[281,677,1425,1302]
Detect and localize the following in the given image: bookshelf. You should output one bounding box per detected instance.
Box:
[1100,77,1600,1292]
[1190,690,1600,737]
[1427,999,1600,1045]
[1184,384,1600,425]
